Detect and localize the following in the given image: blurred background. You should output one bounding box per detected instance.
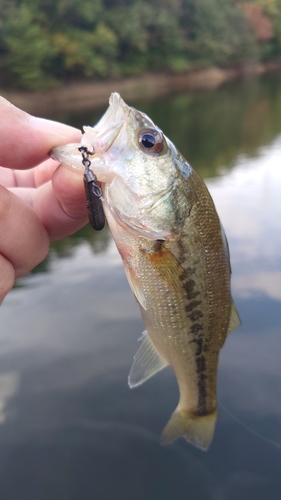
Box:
[1,1,281,499]
[0,0,280,91]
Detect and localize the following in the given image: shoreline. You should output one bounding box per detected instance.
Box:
[1,61,281,116]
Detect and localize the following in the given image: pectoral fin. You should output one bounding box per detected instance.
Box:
[146,243,187,294]
[124,262,147,310]
[128,331,168,388]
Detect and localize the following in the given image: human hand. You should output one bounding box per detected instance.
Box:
[0,96,88,303]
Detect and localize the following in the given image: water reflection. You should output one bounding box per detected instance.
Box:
[0,372,19,424]
[32,223,111,275]
[209,138,281,301]
[208,134,281,451]
[1,74,281,499]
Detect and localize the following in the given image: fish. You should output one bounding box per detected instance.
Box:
[51,92,240,450]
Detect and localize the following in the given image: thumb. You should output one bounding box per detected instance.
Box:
[0,96,81,170]
[24,162,88,240]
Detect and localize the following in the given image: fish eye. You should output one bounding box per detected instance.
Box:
[138,128,164,154]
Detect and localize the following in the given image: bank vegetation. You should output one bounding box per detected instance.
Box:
[0,0,280,91]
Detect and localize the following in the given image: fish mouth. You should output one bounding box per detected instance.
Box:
[50,92,129,179]
[81,92,129,154]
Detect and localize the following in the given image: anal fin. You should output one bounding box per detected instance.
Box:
[227,300,241,335]
[128,331,168,388]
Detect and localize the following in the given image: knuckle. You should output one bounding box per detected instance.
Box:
[15,232,50,279]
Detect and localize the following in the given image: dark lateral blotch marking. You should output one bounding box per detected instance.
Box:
[185,300,202,312]
[196,354,207,414]
[176,239,186,264]
[179,267,196,282]
[190,337,203,355]
[191,323,203,334]
[183,279,200,300]
[188,310,203,322]
[197,354,206,373]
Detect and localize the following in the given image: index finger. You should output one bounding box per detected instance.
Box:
[0,96,82,170]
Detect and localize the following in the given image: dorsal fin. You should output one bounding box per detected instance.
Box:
[128,331,168,388]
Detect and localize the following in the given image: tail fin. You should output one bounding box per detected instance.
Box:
[161,407,217,451]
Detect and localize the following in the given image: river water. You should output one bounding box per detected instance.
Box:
[0,74,281,499]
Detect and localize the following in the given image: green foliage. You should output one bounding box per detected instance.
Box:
[255,0,281,48]
[0,0,279,91]
[101,0,188,74]
[0,2,57,89]
[182,0,258,65]
[51,24,117,79]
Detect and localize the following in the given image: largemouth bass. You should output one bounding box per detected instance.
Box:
[52,93,240,450]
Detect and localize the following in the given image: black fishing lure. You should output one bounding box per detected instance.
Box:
[79,146,105,231]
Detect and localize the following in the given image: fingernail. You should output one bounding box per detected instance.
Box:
[29,116,82,139]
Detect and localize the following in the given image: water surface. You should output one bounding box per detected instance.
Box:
[0,74,281,500]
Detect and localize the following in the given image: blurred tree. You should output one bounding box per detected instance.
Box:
[102,0,188,74]
[239,0,281,58]
[0,0,280,90]
[0,2,56,89]
[51,24,118,79]
[182,0,258,66]
[254,0,281,41]
[241,3,273,41]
